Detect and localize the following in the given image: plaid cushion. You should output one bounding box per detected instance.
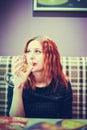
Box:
[0,56,13,116]
[61,57,87,119]
[0,56,87,119]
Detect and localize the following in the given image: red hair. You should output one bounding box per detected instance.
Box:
[24,36,67,90]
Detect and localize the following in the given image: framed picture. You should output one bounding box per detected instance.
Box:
[33,0,87,11]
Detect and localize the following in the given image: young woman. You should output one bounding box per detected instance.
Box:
[8,36,72,118]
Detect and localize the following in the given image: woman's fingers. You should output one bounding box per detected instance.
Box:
[24,65,33,77]
[12,56,25,73]
[11,55,33,87]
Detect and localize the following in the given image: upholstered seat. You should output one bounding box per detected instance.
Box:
[0,56,87,118]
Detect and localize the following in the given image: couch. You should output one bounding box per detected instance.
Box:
[0,56,87,118]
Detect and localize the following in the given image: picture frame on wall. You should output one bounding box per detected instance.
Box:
[33,0,87,11]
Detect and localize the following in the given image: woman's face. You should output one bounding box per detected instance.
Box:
[26,40,44,73]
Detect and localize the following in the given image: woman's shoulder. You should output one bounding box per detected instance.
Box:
[57,78,72,94]
[65,75,72,88]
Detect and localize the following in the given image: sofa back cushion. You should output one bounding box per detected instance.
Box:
[0,56,87,118]
[61,57,87,119]
[0,56,13,115]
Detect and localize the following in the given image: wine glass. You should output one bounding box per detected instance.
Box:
[4,54,28,87]
[4,73,15,87]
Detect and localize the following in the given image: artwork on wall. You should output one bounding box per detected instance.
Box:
[33,0,87,11]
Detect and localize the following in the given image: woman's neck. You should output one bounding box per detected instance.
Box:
[32,72,52,88]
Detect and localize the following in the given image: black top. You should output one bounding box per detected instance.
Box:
[22,79,72,118]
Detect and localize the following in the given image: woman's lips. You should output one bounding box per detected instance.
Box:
[32,63,37,66]
[29,61,37,66]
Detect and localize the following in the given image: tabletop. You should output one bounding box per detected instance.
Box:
[25,118,87,130]
[0,116,28,130]
[0,116,87,130]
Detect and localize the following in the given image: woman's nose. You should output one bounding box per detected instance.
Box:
[30,52,35,60]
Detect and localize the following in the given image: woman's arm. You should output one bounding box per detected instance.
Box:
[9,85,25,117]
[9,55,33,117]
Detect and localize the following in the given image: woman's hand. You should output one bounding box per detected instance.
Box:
[12,55,33,88]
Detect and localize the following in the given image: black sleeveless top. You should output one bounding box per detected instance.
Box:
[22,79,72,118]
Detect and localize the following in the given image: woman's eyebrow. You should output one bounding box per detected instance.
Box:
[35,48,42,50]
[28,47,42,50]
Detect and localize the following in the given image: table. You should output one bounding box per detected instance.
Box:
[25,118,87,130]
[0,116,87,130]
[0,116,29,130]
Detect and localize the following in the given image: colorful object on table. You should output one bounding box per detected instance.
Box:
[56,119,87,130]
[25,122,66,130]
[25,119,87,130]
[0,116,28,130]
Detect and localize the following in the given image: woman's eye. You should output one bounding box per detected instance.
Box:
[35,50,41,54]
[26,49,42,54]
[26,50,30,53]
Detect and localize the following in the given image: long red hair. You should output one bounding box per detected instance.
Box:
[24,36,67,90]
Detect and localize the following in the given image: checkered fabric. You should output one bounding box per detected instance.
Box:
[0,56,87,119]
[0,56,13,116]
[61,57,87,119]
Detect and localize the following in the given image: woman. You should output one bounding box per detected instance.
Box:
[8,36,72,118]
